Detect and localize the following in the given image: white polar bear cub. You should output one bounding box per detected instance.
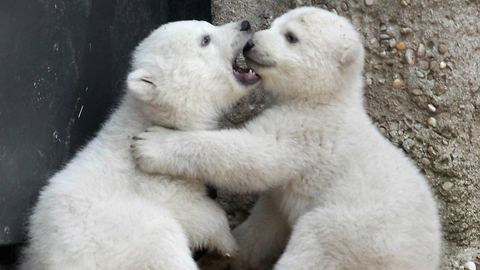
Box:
[20,20,260,270]
[131,7,442,270]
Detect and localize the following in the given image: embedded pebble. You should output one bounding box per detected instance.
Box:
[385,59,396,66]
[389,38,397,48]
[366,78,373,85]
[428,104,437,112]
[380,34,391,40]
[396,42,405,51]
[380,50,387,58]
[428,117,437,127]
[440,61,447,69]
[415,71,425,78]
[400,0,408,7]
[405,49,415,65]
[425,50,435,58]
[412,89,423,96]
[402,139,416,151]
[370,38,378,44]
[436,85,447,95]
[421,158,431,166]
[390,48,398,55]
[365,0,374,6]
[331,8,338,15]
[380,40,390,48]
[464,261,476,270]
[380,24,387,31]
[430,61,438,70]
[341,2,349,11]
[378,78,386,84]
[392,79,403,88]
[400,27,413,35]
[428,146,437,157]
[419,61,430,70]
[417,43,426,57]
[438,44,448,54]
[442,181,454,191]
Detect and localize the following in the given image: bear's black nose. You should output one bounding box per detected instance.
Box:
[243,40,254,52]
[240,20,251,31]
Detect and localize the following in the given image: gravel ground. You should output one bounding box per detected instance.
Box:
[212,0,480,269]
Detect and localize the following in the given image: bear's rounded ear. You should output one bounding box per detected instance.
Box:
[339,41,363,67]
[127,68,156,102]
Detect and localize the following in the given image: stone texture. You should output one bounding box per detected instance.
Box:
[213,0,480,269]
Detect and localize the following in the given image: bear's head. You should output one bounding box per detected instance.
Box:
[244,7,365,103]
[127,20,260,130]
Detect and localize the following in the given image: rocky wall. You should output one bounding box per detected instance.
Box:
[214,0,480,269]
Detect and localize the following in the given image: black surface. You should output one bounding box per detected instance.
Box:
[0,0,211,246]
[0,245,18,270]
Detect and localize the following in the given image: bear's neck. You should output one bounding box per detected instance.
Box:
[281,85,364,111]
[89,93,151,152]
[268,74,364,109]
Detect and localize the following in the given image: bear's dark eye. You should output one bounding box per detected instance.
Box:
[285,33,298,44]
[201,35,210,46]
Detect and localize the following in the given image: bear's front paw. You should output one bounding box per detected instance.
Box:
[130,131,168,174]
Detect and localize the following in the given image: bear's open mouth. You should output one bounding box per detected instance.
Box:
[232,58,260,85]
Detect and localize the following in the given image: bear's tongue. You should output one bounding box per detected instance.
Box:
[233,66,260,85]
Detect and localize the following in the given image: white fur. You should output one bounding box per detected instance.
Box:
[20,20,255,270]
[131,7,442,270]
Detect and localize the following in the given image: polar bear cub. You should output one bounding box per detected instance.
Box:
[20,20,260,270]
[131,7,442,270]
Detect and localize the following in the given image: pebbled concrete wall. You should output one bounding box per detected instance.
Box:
[214,0,480,268]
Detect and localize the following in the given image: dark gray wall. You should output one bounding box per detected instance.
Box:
[0,0,211,246]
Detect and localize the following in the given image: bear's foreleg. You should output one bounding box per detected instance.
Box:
[132,127,301,193]
[231,193,290,270]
